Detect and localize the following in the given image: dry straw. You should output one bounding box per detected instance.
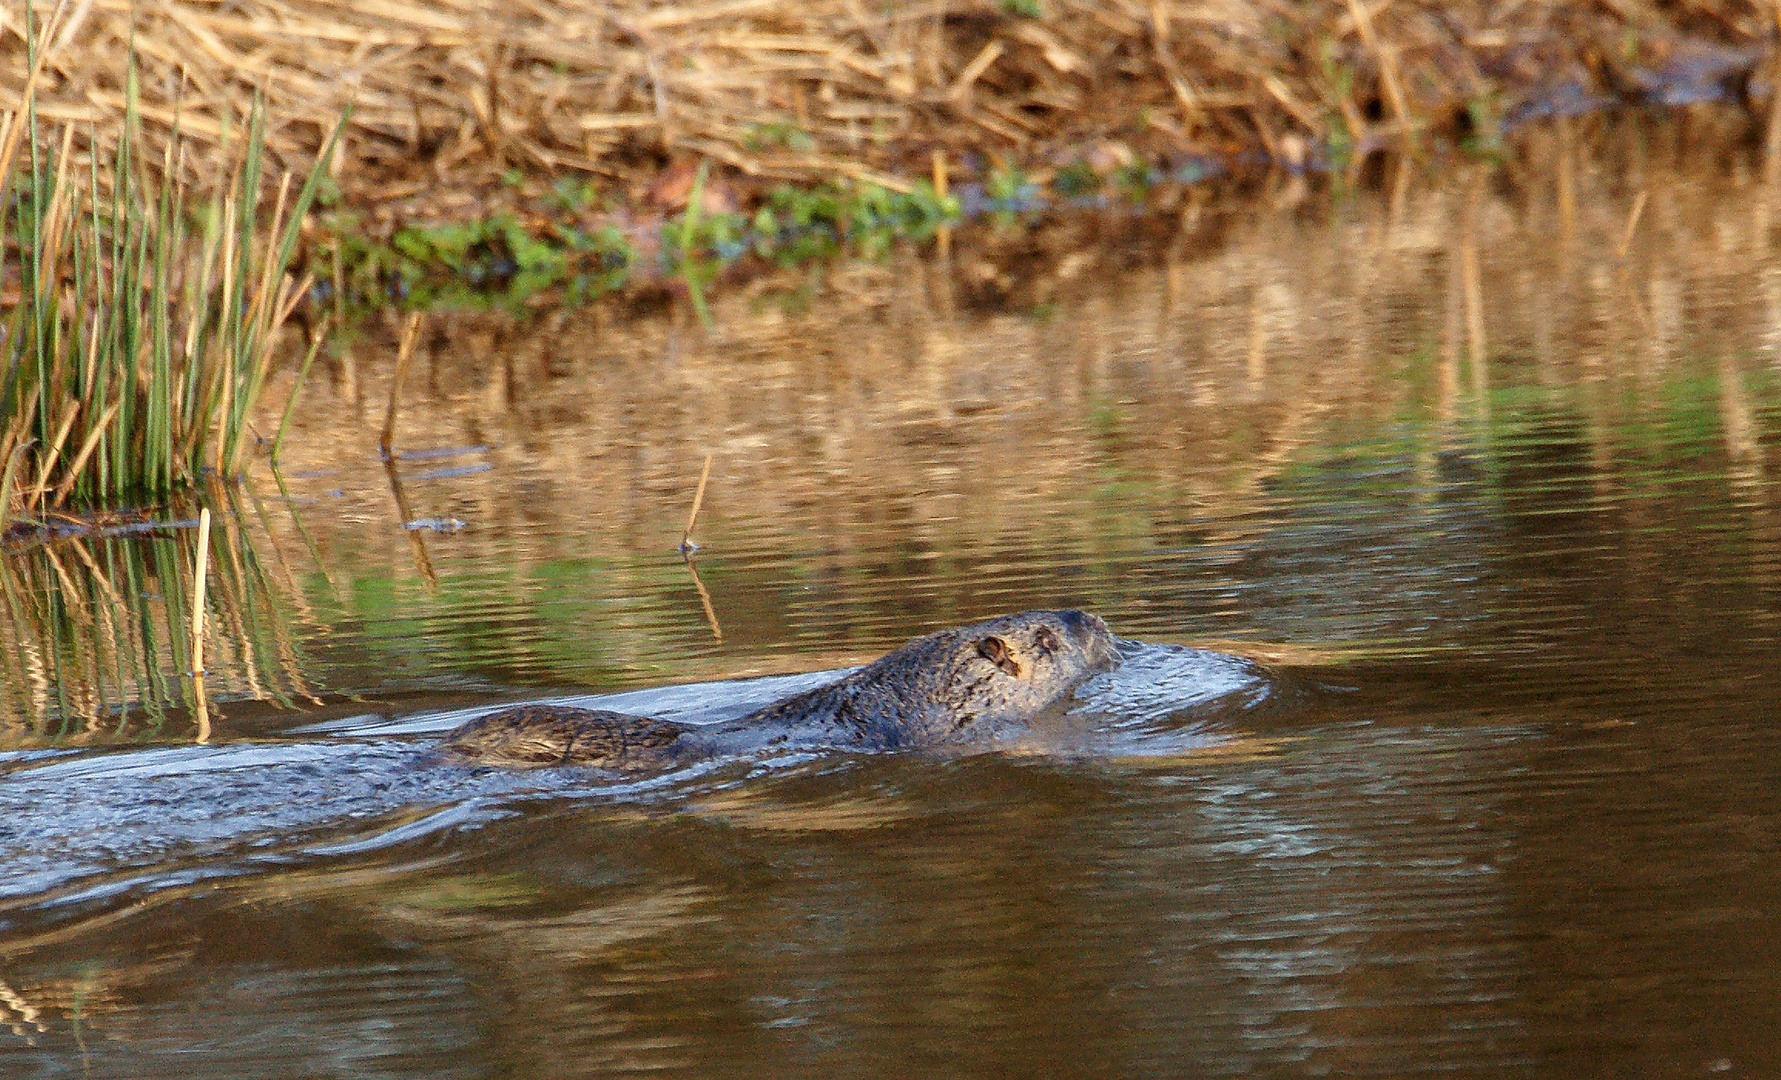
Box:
[2,0,1770,196]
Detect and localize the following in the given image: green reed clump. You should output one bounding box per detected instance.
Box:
[0,14,341,525]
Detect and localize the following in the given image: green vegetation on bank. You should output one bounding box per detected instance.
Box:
[309,174,960,315]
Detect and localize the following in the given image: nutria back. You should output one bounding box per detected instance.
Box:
[438,609,1120,770]
[436,704,693,769]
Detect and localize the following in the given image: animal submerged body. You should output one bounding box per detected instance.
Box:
[439,610,1121,770]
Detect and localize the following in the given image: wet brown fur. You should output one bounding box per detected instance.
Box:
[438,610,1118,771]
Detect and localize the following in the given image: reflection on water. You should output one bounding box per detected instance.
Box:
[6,130,1781,1076]
[0,488,318,748]
[250,139,1779,696]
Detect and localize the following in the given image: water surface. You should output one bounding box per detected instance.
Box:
[3,144,1781,1077]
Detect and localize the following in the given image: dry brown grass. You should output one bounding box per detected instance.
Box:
[1,1,1776,199]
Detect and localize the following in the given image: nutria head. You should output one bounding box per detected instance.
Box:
[911,609,1119,738]
[968,609,1117,679]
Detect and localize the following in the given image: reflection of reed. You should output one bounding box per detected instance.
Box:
[683,554,724,643]
[191,674,213,746]
[248,129,1781,666]
[1460,176,1488,407]
[0,501,318,746]
[1718,353,1760,473]
[1766,58,1781,189]
[233,482,326,705]
[269,468,336,597]
[380,313,427,459]
[1557,118,1578,245]
[383,458,440,590]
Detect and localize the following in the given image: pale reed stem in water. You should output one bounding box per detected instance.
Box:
[683,453,713,552]
[190,505,213,743]
[191,506,212,675]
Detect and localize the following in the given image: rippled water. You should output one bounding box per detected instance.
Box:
[5,144,1781,1076]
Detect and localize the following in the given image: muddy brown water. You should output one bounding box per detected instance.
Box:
[4,145,1781,1077]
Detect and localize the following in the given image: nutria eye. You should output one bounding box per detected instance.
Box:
[1035,627,1059,653]
[977,635,1022,677]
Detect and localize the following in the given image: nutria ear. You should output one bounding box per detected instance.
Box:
[977,635,1022,677]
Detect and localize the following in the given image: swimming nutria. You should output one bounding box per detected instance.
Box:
[439,609,1120,770]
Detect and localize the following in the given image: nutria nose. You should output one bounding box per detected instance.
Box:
[1057,609,1105,641]
[1056,609,1118,666]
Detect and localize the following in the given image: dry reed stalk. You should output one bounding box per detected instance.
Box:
[242,171,296,347]
[946,39,1003,103]
[27,404,80,506]
[191,505,212,675]
[379,311,425,457]
[1147,0,1205,137]
[1343,0,1411,147]
[681,452,712,552]
[0,440,34,539]
[31,123,78,296]
[50,401,122,507]
[0,0,67,192]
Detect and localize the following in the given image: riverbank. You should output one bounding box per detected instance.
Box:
[10,0,1775,315]
[6,0,1777,212]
